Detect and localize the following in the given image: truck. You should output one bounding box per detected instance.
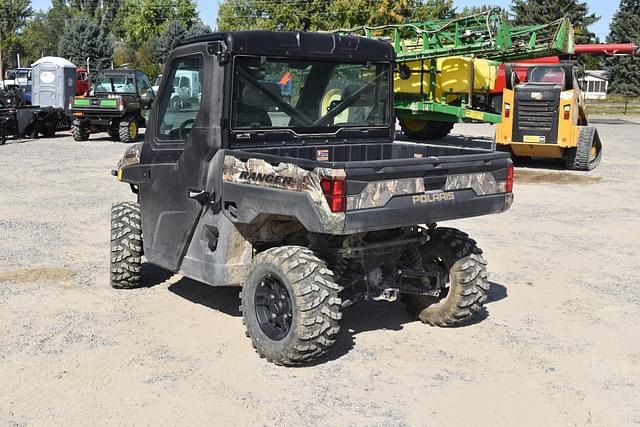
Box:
[112,31,514,365]
[70,69,154,143]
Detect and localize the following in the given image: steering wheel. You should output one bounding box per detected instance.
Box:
[178,118,195,140]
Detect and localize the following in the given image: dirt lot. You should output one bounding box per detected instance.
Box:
[1,120,639,426]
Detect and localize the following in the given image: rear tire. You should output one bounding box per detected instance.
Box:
[110,202,143,289]
[71,123,89,141]
[399,118,453,140]
[240,246,342,365]
[404,227,489,326]
[566,126,602,171]
[119,116,138,143]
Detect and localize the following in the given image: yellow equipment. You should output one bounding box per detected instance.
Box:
[495,62,602,171]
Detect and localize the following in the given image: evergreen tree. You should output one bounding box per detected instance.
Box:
[606,0,640,95]
[510,0,599,45]
[58,15,113,71]
[152,20,188,65]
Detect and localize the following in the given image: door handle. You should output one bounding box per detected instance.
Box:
[188,189,213,203]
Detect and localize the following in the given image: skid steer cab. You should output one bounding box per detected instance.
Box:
[495,62,602,170]
[111,31,514,365]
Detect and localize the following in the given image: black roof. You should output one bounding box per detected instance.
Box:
[178,31,394,62]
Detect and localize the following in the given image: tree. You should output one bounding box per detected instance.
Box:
[152,20,187,64]
[152,19,211,67]
[0,0,32,76]
[58,15,113,71]
[606,0,640,95]
[457,5,506,17]
[116,0,198,49]
[19,1,75,65]
[216,0,456,32]
[510,0,599,45]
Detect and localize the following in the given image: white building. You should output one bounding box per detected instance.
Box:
[578,70,609,100]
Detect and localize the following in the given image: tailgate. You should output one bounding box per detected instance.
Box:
[71,97,120,112]
[341,152,513,233]
[220,148,513,235]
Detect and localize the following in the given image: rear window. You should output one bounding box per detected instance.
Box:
[95,75,136,94]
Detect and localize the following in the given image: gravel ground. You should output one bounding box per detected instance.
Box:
[1,120,639,426]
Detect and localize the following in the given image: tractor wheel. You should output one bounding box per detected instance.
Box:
[404,227,489,327]
[565,126,602,171]
[240,246,342,365]
[110,201,143,289]
[71,123,89,141]
[399,118,452,140]
[119,116,138,143]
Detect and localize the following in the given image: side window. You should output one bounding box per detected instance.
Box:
[156,55,204,142]
[136,72,152,96]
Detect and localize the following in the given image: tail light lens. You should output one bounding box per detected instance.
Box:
[504,103,511,118]
[118,97,125,111]
[320,177,346,213]
[506,164,514,193]
[563,105,571,120]
[68,96,74,110]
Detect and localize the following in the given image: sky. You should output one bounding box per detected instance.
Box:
[31,0,617,41]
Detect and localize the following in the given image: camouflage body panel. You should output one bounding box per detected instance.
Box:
[347,172,506,210]
[347,178,426,211]
[445,172,506,196]
[222,155,345,232]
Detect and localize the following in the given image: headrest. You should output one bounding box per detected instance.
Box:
[241,82,281,107]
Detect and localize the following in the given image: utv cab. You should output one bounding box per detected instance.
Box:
[112,31,514,365]
[70,69,154,143]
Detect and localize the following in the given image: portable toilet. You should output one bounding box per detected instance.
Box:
[32,57,77,113]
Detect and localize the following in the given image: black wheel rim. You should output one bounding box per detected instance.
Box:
[254,274,293,341]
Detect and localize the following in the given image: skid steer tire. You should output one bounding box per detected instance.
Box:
[240,246,342,366]
[566,126,602,171]
[404,227,489,327]
[119,116,138,143]
[399,118,452,140]
[71,123,89,141]
[110,201,143,289]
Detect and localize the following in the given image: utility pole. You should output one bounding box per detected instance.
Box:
[0,27,4,90]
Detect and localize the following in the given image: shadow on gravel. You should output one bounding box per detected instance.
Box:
[165,275,507,366]
[168,278,241,317]
[138,263,174,288]
[311,281,509,365]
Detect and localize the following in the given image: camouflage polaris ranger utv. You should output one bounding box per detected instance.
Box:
[112,31,514,365]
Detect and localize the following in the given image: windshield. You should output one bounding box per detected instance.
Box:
[231,56,391,133]
[96,75,136,94]
[528,66,567,86]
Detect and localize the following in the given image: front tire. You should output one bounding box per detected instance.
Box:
[241,246,342,365]
[404,228,489,326]
[110,202,143,289]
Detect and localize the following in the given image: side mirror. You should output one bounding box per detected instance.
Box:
[141,91,154,109]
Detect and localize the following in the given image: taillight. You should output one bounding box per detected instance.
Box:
[68,96,74,110]
[506,164,514,193]
[118,97,125,111]
[563,105,571,120]
[320,177,346,213]
[504,103,511,118]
